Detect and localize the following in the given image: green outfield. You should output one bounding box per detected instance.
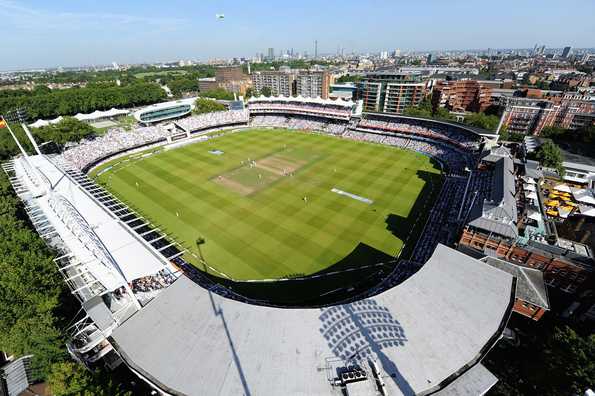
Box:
[92,129,441,281]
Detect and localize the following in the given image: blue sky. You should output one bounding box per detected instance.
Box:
[2,0,594,70]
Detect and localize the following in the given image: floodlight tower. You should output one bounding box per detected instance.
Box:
[14,108,42,155]
[1,112,31,160]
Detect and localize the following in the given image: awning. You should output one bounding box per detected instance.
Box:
[554,184,571,193]
[527,211,541,221]
[579,205,595,217]
[571,188,595,205]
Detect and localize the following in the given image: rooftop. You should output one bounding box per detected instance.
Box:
[481,257,549,309]
[111,244,514,396]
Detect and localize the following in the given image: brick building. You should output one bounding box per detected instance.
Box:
[499,93,595,135]
[198,66,251,95]
[458,146,594,295]
[432,80,492,113]
[480,256,549,320]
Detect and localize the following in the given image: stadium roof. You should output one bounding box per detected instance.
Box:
[111,244,514,396]
[14,155,171,290]
[248,95,355,108]
[364,112,496,140]
[432,363,498,396]
[133,97,197,123]
[481,257,549,309]
[469,152,518,239]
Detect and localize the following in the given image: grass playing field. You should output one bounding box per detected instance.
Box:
[91,128,442,281]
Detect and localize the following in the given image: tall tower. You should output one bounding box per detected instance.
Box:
[314,40,318,59]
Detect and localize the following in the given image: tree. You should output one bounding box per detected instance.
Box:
[535,140,565,176]
[336,74,362,84]
[0,171,69,379]
[48,362,131,396]
[199,87,234,100]
[167,78,200,97]
[463,112,500,131]
[259,86,272,97]
[540,126,566,138]
[193,98,226,114]
[33,117,96,146]
[0,82,166,120]
[487,324,595,396]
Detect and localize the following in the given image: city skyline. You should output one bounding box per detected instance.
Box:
[2,0,595,70]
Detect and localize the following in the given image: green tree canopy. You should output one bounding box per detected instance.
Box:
[48,362,131,396]
[33,117,96,146]
[0,82,166,120]
[463,112,501,131]
[0,171,69,378]
[193,98,226,114]
[259,86,272,97]
[535,140,565,176]
[199,87,234,100]
[167,78,200,97]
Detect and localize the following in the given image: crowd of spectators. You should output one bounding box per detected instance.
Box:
[357,117,481,150]
[63,126,168,170]
[131,269,176,294]
[248,98,353,120]
[175,110,249,133]
[342,129,475,175]
[250,115,347,135]
[62,110,249,170]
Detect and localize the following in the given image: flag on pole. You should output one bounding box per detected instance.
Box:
[0,118,7,129]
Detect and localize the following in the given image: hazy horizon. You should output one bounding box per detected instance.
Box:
[2,0,594,70]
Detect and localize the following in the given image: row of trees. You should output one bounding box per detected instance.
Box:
[0,118,97,160]
[541,124,595,158]
[0,121,133,393]
[402,98,504,132]
[532,140,566,176]
[199,87,235,100]
[193,98,227,114]
[0,82,166,120]
[0,168,68,377]
[485,321,594,396]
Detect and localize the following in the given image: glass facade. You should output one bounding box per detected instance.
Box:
[139,104,192,122]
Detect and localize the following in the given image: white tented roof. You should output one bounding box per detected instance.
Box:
[527,210,541,221]
[572,188,595,205]
[248,94,355,108]
[554,184,572,193]
[74,108,129,121]
[14,155,170,290]
[579,205,595,217]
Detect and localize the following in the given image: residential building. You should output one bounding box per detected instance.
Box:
[357,72,427,114]
[481,256,549,321]
[432,79,492,113]
[251,70,330,98]
[198,66,251,95]
[499,94,595,135]
[295,71,330,99]
[251,70,295,96]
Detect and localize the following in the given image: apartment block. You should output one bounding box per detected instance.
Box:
[432,79,492,112]
[357,72,427,114]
